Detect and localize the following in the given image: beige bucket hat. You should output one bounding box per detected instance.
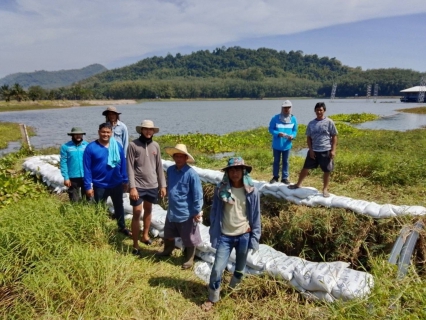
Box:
[102,106,121,116]
[136,120,160,134]
[164,144,195,163]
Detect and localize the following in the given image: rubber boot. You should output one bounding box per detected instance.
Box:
[229,275,242,289]
[181,246,196,269]
[208,287,221,303]
[155,239,175,257]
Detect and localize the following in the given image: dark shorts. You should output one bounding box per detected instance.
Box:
[164,217,202,247]
[130,187,159,206]
[303,150,333,173]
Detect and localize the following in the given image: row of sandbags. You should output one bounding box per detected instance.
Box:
[162,160,426,218]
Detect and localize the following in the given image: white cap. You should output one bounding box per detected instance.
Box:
[281,100,292,108]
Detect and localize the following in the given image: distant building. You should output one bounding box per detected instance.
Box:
[400,86,426,102]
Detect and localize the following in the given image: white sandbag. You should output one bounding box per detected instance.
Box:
[263,184,280,193]
[291,187,318,199]
[300,195,320,207]
[174,237,183,249]
[149,227,160,237]
[331,268,374,300]
[194,261,212,284]
[256,244,284,268]
[311,196,333,208]
[285,196,303,205]
[403,205,426,216]
[197,224,213,253]
[378,204,399,218]
[276,185,292,197]
[195,250,216,264]
[246,266,265,275]
[150,206,168,231]
[302,291,335,303]
[346,200,371,215]
[363,202,381,218]
[289,277,306,293]
[261,189,279,197]
[246,249,267,271]
[226,261,235,273]
[264,256,302,281]
[308,262,350,294]
[331,196,354,208]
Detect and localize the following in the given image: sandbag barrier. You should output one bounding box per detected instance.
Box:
[22,155,379,301]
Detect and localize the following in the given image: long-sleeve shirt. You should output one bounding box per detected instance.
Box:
[166,164,203,223]
[60,140,88,180]
[127,139,166,189]
[107,120,129,157]
[83,140,128,190]
[209,186,261,251]
[268,114,298,151]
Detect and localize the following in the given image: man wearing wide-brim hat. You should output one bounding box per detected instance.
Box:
[103,106,129,157]
[60,127,89,202]
[156,144,202,270]
[127,120,166,255]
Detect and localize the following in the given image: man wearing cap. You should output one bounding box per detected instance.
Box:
[83,123,131,236]
[201,157,261,311]
[127,120,167,255]
[103,106,129,157]
[268,100,298,184]
[156,144,203,270]
[60,127,89,202]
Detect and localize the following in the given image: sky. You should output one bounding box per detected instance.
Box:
[1,0,426,78]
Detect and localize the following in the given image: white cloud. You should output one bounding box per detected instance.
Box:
[1,0,426,76]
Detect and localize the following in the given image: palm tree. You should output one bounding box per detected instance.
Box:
[0,84,12,102]
[11,83,27,102]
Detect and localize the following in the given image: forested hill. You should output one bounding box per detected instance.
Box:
[76,47,424,99]
[0,64,107,89]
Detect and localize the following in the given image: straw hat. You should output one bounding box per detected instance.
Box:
[136,120,160,134]
[67,127,86,136]
[164,144,195,163]
[221,157,252,173]
[102,106,121,116]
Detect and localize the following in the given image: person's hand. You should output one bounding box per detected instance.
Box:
[286,135,293,141]
[249,248,258,255]
[86,189,94,198]
[309,149,315,159]
[193,211,203,222]
[129,187,138,201]
[122,183,129,192]
[330,150,336,159]
[64,179,71,187]
[278,132,285,137]
[160,187,167,198]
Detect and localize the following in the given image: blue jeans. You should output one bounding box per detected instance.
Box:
[94,184,125,230]
[272,148,290,179]
[209,233,250,291]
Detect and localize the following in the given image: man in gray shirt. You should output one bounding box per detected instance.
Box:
[288,102,338,197]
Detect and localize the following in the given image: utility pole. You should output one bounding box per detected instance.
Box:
[330,83,337,101]
[418,77,425,103]
[373,84,379,102]
[366,84,372,102]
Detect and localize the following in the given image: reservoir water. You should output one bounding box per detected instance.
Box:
[1,98,425,154]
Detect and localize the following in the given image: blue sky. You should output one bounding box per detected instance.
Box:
[1,0,425,78]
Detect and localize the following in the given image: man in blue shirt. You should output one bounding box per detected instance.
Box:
[156,144,203,270]
[83,123,131,236]
[60,127,89,202]
[268,100,298,184]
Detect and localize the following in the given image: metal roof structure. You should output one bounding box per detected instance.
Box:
[400,86,426,93]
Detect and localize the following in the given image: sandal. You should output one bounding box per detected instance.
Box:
[200,301,214,312]
[119,228,132,237]
[288,184,300,190]
[140,239,153,246]
[132,248,141,256]
[323,191,330,198]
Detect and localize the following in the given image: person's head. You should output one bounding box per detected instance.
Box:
[281,100,292,116]
[222,157,252,187]
[314,102,326,120]
[164,144,195,169]
[67,127,85,144]
[98,123,113,143]
[102,106,121,123]
[136,120,159,139]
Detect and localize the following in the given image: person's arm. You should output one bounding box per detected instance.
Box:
[290,116,298,140]
[126,143,136,188]
[249,189,261,251]
[330,135,337,159]
[120,144,128,185]
[155,144,167,197]
[191,171,204,218]
[59,144,70,186]
[307,136,315,159]
[83,146,93,196]
[122,123,129,158]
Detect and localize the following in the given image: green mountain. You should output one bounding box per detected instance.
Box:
[0,64,107,89]
[77,47,424,99]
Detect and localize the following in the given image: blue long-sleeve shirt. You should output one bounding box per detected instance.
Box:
[83,140,128,190]
[268,114,298,151]
[166,164,203,223]
[60,140,88,180]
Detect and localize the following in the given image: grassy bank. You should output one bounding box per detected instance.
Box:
[1,116,426,319]
[397,106,426,114]
[0,122,35,149]
[0,100,136,112]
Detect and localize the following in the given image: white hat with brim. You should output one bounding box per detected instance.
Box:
[281,100,292,108]
[102,106,121,116]
[136,120,160,134]
[164,144,195,163]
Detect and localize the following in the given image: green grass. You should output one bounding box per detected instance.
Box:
[2,120,426,318]
[396,106,426,114]
[0,122,35,149]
